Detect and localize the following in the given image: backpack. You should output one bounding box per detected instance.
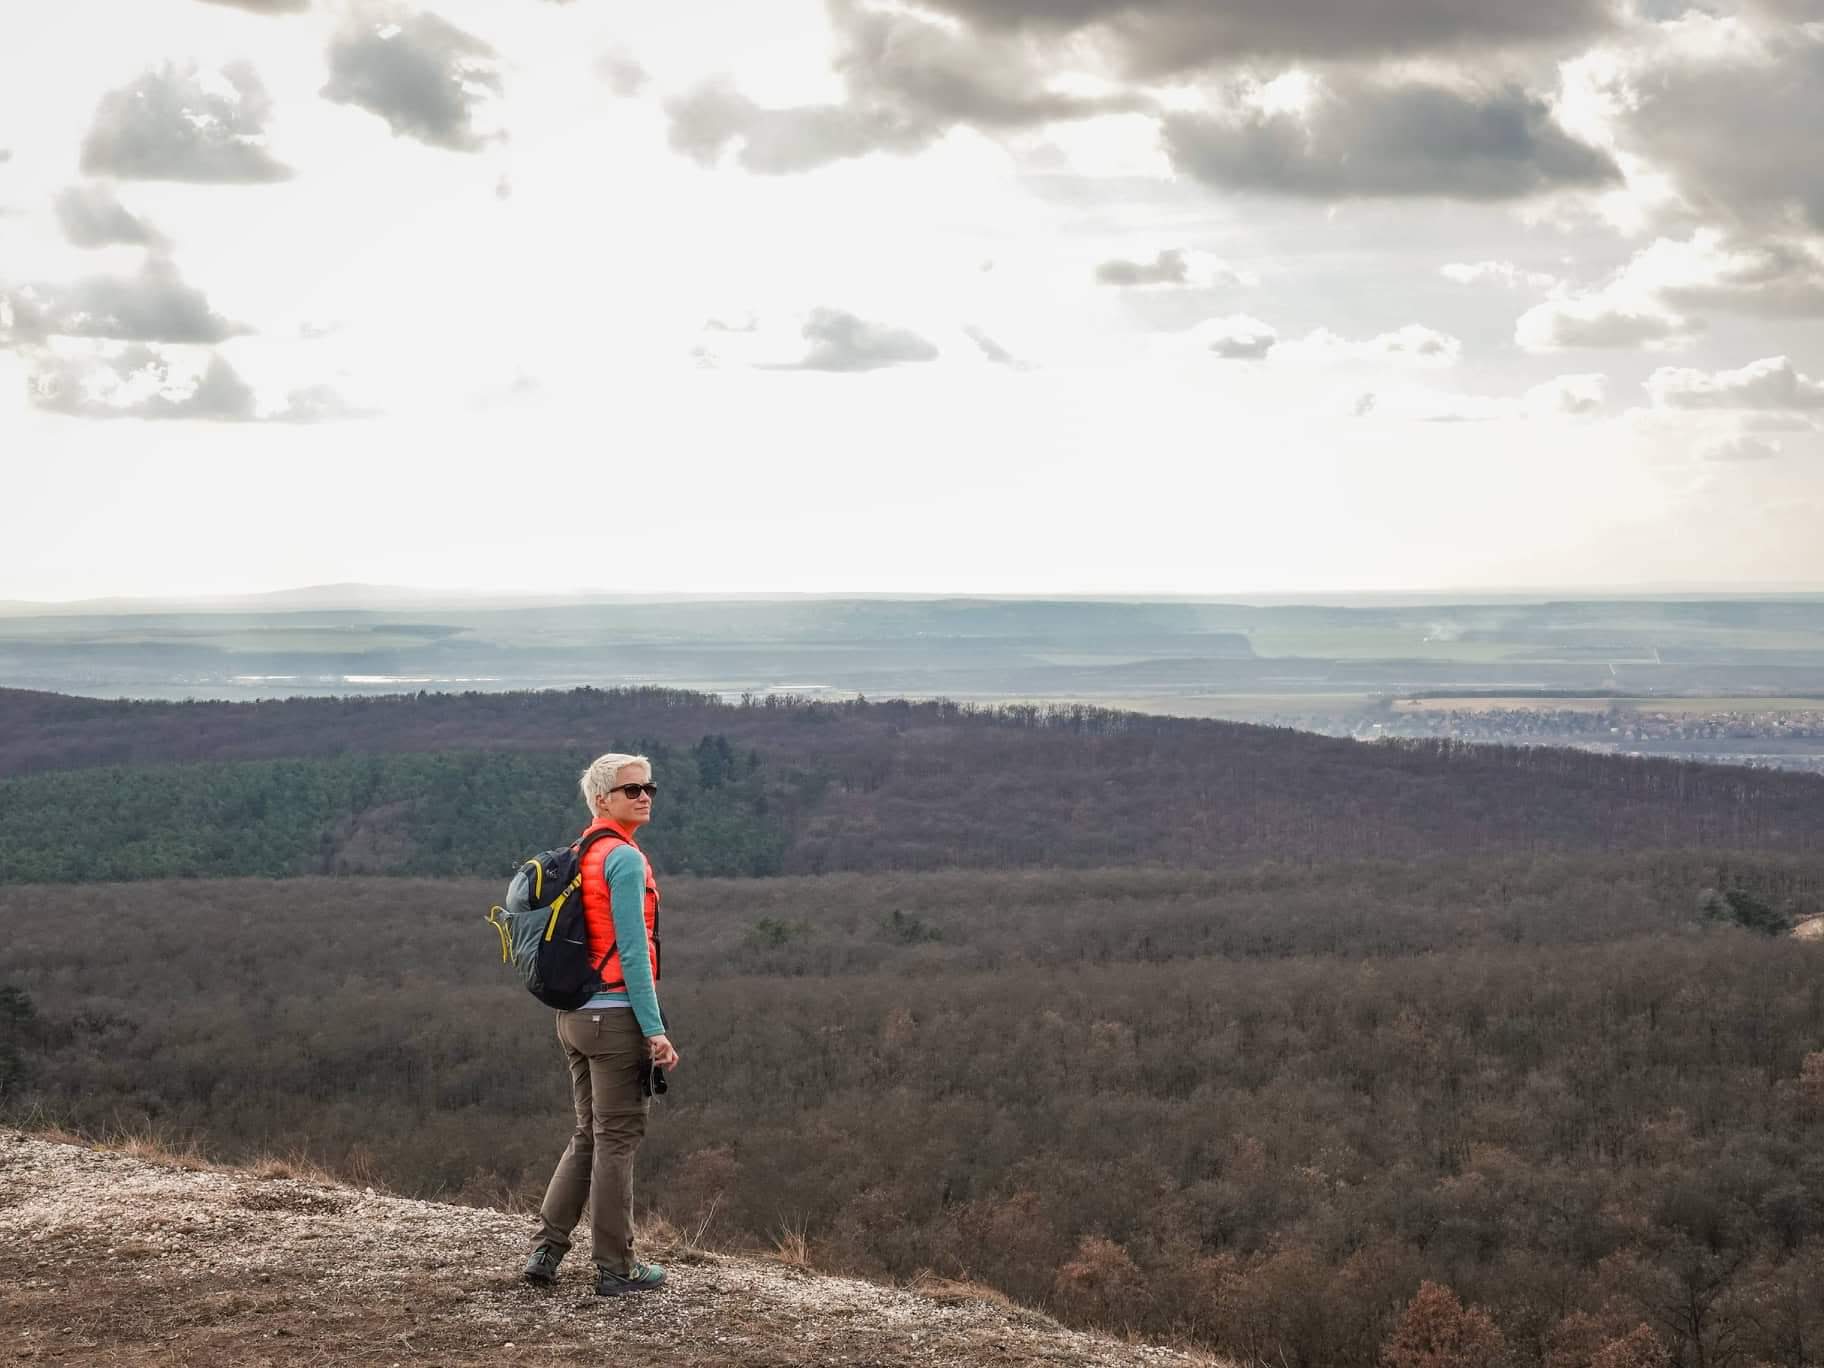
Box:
[486,827,624,1011]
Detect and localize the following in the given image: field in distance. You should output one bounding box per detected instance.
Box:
[7,591,1824,774]
[5,592,1824,704]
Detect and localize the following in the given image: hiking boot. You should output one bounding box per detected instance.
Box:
[523,1244,564,1286]
[594,1260,665,1296]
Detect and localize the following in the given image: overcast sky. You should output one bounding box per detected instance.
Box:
[2,0,1821,601]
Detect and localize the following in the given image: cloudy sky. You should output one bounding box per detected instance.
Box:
[2,0,1821,600]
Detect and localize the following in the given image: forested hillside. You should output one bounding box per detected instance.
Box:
[5,686,1824,881]
[0,739,801,881]
[7,853,1824,1367]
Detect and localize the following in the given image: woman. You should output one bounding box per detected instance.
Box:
[524,752,680,1296]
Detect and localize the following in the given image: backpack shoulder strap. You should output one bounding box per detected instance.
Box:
[578,827,625,859]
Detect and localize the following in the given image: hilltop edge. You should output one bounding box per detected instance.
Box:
[0,1131,1218,1367]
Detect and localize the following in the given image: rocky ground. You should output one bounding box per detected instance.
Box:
[1,1131,1220,1367]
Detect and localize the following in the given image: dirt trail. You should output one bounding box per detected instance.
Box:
[1,1132,1219,1368]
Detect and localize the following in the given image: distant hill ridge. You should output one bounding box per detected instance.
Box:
[3,686,1823,882]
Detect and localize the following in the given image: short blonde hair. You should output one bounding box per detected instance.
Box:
[579,752,652,812]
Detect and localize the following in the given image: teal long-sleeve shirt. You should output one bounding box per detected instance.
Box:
[581,842,664,1037]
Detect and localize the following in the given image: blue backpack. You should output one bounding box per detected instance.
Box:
[486,828,623,1011]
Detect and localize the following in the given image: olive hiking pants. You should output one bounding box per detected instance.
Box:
[532,1007,650,1274]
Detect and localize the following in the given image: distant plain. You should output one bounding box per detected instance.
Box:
[7,592,1824,761]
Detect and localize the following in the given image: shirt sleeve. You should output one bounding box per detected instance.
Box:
[604,843,664,1038]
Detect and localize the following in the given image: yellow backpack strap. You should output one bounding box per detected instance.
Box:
[543,875,584,942]
[485,906,511,962]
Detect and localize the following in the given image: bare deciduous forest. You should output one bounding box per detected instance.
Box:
[7,853,1824,1367]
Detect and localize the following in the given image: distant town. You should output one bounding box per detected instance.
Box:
[1292,703,1824,776]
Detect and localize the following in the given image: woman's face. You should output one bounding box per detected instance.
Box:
[601,762,654,829]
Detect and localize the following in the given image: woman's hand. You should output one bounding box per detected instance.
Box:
[647,1034,680,1069]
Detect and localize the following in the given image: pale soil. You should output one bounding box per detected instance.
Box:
[1794,916,1824,941]
[0,1132,1221,1368]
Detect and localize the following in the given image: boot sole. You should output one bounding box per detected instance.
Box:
[594,1280,664,1296]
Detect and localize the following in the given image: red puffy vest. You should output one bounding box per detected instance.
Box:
[577,818,661,991]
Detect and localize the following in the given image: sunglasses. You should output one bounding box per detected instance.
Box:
[611,783,658,800]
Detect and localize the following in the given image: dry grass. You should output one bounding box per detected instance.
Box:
[906,1273,1019,1310]
[3,1128,1227,1367]
[770,1216,812,1269]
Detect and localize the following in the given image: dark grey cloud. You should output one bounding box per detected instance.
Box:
[668,3,1128,173]
[895,0,1616,76]
[1163,79,1618,201]
[1618,32,1824,232]
[196,0,311,11]
[81,61,291,183]
[771,309,940,372]
[834,4,1132,130]
[322,5,503,152]
[2,258,244,345]
[669,3,1606,193]
[54,184,161,248]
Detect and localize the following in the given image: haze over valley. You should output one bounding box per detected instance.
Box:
[8,587,1824,773]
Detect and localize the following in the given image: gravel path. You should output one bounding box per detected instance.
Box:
[1,1132,1221,1368]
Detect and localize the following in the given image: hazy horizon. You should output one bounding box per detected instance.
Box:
[10,579,1824,615]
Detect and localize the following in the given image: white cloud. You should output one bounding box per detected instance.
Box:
[80,60,291,183]
[54,183,162,248]
[697,307,943,372]
[1191,318,1463,367]
[322,4,506,152]
[1741,412,1820,433]
[1440,260,1559,290]
[1515,295,1696,352]
[1276,323,1463,367]
[1517,227,1824,351]
[1646,355,1824,410]
[1344,383,1513,423]
[27,342,371,423]
[1702,433,1784,462]
[963,324,1018,365]
[1623,231,1824,318]
[2,258,246,345]
[1192,314,1277,360]
[1094,248,1252,289]
[1526,372,1608,415]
